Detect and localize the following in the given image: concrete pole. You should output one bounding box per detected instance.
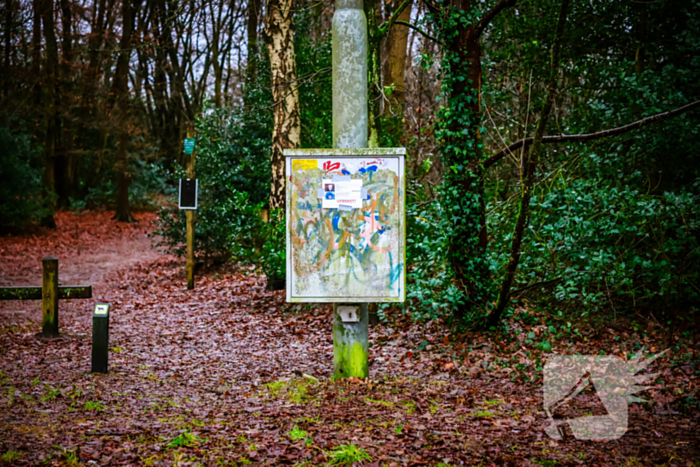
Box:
[333,0,368,149]
[332,0,369,379]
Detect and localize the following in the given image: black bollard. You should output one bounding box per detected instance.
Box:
[91,303,110,373]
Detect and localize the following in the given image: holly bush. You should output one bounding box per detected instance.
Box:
[151,103,270,263]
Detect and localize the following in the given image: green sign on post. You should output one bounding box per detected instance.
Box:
[184,138,195,155]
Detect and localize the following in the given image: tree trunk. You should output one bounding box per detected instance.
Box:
[40,0,58,228]
[433,4,486,327]
[246,0,260,82]
[2,0,12,95]
[56,0,73,208]
[152,33,176,169]
[208,0,225,108]
[365,0,410,147]
[114,133,134,222]
[634,3,646,77]
[76,0,107,184]
[264,0,300,211]
[384,0,412,110]
[156,0,194,171]
[311,0,329,41]
[365,0,383,147]
[490,0,571,326]
[31,0,42,140]
[111,0,137,223]
[425,0,516,328]
[213,47,222,107]
[31,0,41,78]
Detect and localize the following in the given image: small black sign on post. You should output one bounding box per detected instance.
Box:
[92,303,110,374]
[179,179,198,210]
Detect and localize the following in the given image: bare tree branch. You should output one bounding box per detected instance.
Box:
[378,0,412,39]
[394,20,444,46]
[475,0,517,38]
[483,99,700,170]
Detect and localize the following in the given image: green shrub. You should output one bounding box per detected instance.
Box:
[226,206,286,286]
[487,159,700,322]
[406,198,471,322]
[69,159,172,212]
[0,127,53,230]
[151,104,270,262]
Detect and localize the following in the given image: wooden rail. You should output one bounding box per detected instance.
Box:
[0,256,93,336]
[0,286,92,301]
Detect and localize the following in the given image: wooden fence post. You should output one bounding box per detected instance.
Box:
[186,210,195,290]
[186,127,196,290]
[42,256,59,336]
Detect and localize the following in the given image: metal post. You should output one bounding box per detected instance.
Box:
[332,0,369,379]
[42,256,59,336]
[91,303,110,373]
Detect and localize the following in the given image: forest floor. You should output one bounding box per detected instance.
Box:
[0,211,698,466]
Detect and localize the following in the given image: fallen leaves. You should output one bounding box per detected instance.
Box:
[0,212,698,465]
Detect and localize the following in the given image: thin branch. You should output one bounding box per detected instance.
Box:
[410,198,438,207]
[490,0,569,327]
[521,69,533,173]
[483,99,700,170]
[422,0,439,17]
[394,20,444,46]
[485,108,519,167]
[378,0,412,39]
[512,275,564,296]
[264,68,332,111]
[475,0,518,38]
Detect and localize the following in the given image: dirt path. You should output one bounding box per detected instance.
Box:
[0,212,698,466]
[0,211,162,326]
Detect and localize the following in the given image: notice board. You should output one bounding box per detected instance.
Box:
[285,148,406,303]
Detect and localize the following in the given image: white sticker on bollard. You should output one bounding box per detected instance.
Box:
[338,306,360,323]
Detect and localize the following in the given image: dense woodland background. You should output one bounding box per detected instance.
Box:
[1,0,699,337]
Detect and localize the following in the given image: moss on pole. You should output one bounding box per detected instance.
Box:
[333,304,369,378]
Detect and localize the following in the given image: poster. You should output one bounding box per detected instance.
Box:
[285,149,406,303]
[322,179,363,209]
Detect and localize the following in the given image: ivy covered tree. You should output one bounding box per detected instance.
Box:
[407,0,700,329]
[416,0,518,327]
